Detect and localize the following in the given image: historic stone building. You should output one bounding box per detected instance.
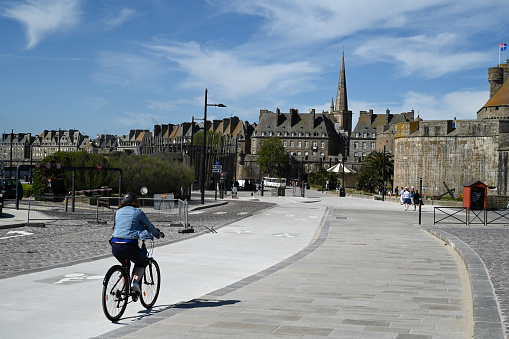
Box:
[245,54,352,180]
[392,59,509,203]
[31,130,89,161]
[1,132,34,166]
[348,109,416,172]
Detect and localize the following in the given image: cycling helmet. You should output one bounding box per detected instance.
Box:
[122,192,138,204]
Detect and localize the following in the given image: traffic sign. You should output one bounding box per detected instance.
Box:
[35,162,41,169]
[97,164,102,171]
[212,165,222,169]
[45,162,51,169]
[56,163,62,170]
[212,168,221,173]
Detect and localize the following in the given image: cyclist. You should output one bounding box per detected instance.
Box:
[110,192,165,293]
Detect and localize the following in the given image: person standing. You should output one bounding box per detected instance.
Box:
[413,190,421,211]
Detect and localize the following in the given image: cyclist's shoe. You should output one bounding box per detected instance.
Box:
[131,281,141,294]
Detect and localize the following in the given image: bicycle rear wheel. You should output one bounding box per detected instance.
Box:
[140,258,161,308]
[102,265,129,321]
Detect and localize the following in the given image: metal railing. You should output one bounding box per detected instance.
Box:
[25,196,189,227]
[434,207,509,226]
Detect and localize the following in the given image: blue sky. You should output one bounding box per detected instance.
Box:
[1,0,508,137]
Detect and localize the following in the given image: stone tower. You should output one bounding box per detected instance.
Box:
[330,53,353,135]
[478,59,509,120]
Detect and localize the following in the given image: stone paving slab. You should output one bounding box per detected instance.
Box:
[95,195,475,339]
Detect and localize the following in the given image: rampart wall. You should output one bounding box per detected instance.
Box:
[393,120,508,198]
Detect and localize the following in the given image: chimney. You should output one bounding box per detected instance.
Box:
[385,109,390,124]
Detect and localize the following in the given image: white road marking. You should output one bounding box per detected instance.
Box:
[0,230,34,240]
[274,233,295,238]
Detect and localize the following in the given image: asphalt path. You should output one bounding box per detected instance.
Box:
[2,193,326,338]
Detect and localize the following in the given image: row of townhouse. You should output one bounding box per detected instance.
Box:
[0,116,254,166]
[0,130,90,165]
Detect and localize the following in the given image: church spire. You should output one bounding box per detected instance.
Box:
[335,52,348,113]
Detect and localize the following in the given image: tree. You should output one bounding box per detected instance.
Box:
[32,151,194,197]
[356,149,394,192]
[308,167,338,190]
[256,137,289,178]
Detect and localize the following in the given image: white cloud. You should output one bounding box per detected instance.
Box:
[354,33,491,78]
[349,89,489,121]
[213,0,502,44]
[105,8,137,29]
[144,40,320,101]
[2,0,81,50]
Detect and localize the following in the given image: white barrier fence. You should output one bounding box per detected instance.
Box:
[25,196,188,228]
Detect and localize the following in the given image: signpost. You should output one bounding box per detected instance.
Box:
[212,164,221,173]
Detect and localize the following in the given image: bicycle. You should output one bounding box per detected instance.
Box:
[102,239,161,321]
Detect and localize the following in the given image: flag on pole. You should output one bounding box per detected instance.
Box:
[500,44,507,65]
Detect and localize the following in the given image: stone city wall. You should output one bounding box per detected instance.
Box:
[393,120,501,198]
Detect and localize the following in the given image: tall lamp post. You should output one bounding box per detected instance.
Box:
[200,89,226,204]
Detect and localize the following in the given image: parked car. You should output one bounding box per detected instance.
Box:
[0,179,22,199]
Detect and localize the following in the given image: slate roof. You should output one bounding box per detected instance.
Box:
[481,76,509,108]
[255,110,338,137]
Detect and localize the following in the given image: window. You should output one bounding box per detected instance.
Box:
[283,140,287,147]
[354,152,358,157]
[371,142,375,149]
[312,141,317,147]
[304,151,309,156]
[305,132,309,137]
[372,133,376,138]
[363,133,367,138]
[362,142,367,149]
[320,152,324,156]
[354,142,358,149]
[297,141,302,147]
[305,141,309,148]
[355,132,359,137]
[290,141,295,147]
[297,151,302,155]
[320,141,325,148]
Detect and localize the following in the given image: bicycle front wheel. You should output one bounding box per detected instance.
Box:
[140,258,161,308]
[102,265,129,321]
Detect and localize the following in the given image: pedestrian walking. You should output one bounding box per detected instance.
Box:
[402,187,412,211]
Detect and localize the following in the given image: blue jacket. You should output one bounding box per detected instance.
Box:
[111,206,161,241]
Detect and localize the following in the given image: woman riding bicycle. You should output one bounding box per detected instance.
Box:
[110,192,165,293]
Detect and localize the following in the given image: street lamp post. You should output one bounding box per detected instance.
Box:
[200,89,226,204]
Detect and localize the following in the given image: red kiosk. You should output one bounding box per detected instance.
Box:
[463,180,487,210]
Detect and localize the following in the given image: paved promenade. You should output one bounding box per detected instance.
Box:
[1,190,506,338]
